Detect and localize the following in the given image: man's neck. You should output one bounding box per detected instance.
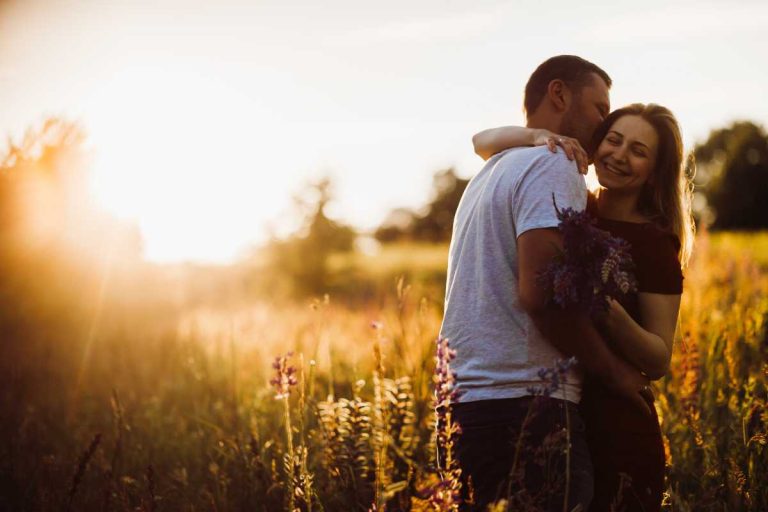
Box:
[525,111,561,135]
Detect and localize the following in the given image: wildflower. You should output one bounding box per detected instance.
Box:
[425,478,463,511]
[428,337,463,511]
[526,357,577,397]
[434,337,462,456]
[538,195,637,317]
[270,352,298,400]
[434,336,460,410]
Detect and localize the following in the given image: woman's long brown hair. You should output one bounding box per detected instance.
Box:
[591,103,695,267]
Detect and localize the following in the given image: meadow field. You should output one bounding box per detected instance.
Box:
[1,232,767,511]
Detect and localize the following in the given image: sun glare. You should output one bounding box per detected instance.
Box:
[84,68,288,263]
[586,167,601,193]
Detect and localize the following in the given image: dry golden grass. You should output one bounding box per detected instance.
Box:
[1,233,767,511]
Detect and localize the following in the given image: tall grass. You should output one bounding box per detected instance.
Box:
[1,233,767,511]
[658,231,768,510]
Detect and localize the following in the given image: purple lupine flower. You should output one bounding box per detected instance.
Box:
[434,336,462,463]
[434,336,461,410]
[537,195,637,317]
[429,337,463,511]
[526,357,577,397]
[270,352,298,400]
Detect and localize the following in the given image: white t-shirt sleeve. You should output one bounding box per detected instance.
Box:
[512,152,588,238]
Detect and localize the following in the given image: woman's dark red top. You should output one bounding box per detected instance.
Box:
[595,216,683,322]
[581,200,684,512]
[582,198,683,434]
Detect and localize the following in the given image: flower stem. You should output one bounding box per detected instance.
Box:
[283,398,295,512]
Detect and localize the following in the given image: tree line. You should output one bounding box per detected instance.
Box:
[250,120,768,295]
[372,121,768,242]
[2,118,766,299]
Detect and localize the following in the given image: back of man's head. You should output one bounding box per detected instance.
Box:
[524,55,611,119]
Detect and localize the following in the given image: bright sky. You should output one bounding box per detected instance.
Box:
[1,0,766,263]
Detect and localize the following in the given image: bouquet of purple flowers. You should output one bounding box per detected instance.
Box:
[537,195,637,317]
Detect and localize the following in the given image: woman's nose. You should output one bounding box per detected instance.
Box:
[612,144,629,162]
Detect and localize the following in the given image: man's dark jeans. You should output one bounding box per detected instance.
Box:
[446,396,593,512]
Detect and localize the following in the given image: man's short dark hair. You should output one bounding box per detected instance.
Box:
[524,55,611,117]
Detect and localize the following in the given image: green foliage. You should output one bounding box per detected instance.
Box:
[657,232,768,510]
[375,168,468,243]
[0,119,183,511]
[2,119,768,511]
[265,177,357,296]
[1,233,768,510]
[0,118,149,333]
[694,121,768,229]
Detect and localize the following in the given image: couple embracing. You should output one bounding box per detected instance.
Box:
[439,55,694,511]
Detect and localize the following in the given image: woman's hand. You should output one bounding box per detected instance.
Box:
[601,297,628,331]
[598,295,678,380]
[533,129,589,175]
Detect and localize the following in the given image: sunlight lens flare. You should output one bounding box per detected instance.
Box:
[84,68,292,263]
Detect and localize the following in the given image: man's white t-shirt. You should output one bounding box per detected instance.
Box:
[440,145,588,404]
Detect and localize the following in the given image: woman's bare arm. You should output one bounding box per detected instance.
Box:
[601,294,681,380]
[472,126,542,160]
[472,126,588,173]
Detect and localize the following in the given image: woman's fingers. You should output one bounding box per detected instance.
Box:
[561,139,576,161]
[574,144,588,175]
[548,136,572,160]
[547,137,557,153]
[547,135,589,175]
[564,138,588,175]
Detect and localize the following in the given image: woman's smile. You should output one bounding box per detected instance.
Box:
[594,115,659,192]
[602,159,631,177]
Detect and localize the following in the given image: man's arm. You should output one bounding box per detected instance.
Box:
[518,227,652,412]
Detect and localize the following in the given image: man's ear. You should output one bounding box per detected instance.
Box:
[547,79,571,113]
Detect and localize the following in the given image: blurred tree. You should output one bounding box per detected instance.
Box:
[0,118,143,261]
[412,168,468,242]
[694,121,768,229]
[266,177,357,295]
[0,118,148,343]
[0,120,181,511]
[375,168,468,243]
[375,208,415,243]
[302,177,357,253]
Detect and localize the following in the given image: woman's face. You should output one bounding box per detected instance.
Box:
[594,115,659,193]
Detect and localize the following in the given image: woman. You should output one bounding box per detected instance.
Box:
[472,103,695,512]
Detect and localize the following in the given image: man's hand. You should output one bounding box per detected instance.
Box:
[518,228,653,416]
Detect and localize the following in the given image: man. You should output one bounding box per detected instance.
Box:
[439,55,650,511]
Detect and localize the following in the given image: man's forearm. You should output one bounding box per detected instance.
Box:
[528,307,621,383]
[517,228,650,411]
[528,306,652,414]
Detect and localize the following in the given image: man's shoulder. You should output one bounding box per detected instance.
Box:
[508,146,587,211]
